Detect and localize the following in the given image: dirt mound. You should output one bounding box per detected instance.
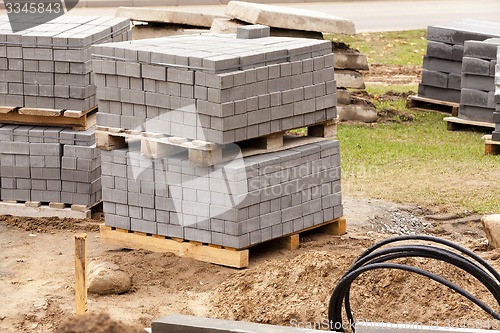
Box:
[363,64,421,85]
[55,314,144,333]
[209,250,499,328]
[0,215,101,233]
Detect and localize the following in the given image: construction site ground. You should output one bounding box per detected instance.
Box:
[1,64,499,332]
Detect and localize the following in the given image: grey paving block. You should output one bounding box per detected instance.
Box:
[462,57,492,76]
[421,69,448,88]
[459,104,495,123]
[464,38,500,60]
[418,84,461,103]
[462,74,495,91]
[423,56,462,74]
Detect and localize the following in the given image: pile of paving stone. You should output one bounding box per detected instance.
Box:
[95,27,344,248]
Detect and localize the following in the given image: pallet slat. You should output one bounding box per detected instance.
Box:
[485,140,500,155]
[0,106,97,129]
[96,119,338,166]
[0,201,96,219]
[407,95,459,116]
[100,216,346,268]
[444,116,495,131]
[100,225,249,268]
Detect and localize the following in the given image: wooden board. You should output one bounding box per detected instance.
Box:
[407,95,459,116]
[444,116,495,131]
[99,216,346,268]
[0,201,95,219]
[0,106,97,129]
[485,140,500,155]
[100,225,250,268]
[96,118,338,166]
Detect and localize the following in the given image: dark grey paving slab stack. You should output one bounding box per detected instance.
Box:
[419,20,500,103]
[95,27,343,249]
[493,45,500,142]
[0,125,101,207]
[0,15,130,110]
[459,38,500,123]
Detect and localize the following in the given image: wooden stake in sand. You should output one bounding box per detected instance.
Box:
[74,233,88,315]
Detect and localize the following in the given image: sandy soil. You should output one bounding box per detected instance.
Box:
[363,64,422,86]
[0,194,496,332]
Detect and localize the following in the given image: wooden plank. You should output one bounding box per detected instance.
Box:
[18,108,62,117]
[444,116,495,131]
[308,119,338,138]
[0,106,17,114]
[96,130,128,151]
[407,95,459,108]
[74,234,88,315]
[407,95,460,116]
[278,234,300,250]
[317,216,347,235]
[0,201,91,219]
[99,225,249,268]
[485,140,500,155]
[0,109,95,128]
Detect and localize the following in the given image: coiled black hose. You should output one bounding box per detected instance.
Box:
[328,235,500,332]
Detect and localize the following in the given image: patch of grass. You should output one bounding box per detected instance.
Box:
[338,86,500,214]
[327,30,427,66]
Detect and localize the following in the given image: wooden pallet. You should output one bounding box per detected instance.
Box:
[406,95,459,116]
[0,106,97,130]
[96,119,338,167]
[0,200,101,219]
[485,140,500,155]
[443,116,495,131]
[100,216,346,269]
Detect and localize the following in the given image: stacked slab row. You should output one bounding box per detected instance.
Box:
[101,140,341,248]
[459,39,500,123]
[0,15,130,110]
[93,33,337,144]
[419,20,500,103]
[494,45,500,142]
[0,16,131,208]
[0,125,101,206]
[94,30,343,249]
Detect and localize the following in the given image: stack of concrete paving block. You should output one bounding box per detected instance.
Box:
[459,38,500,123]
[96,28,343,249]
[0,15,130,110]
[101,140,342,248]
[419,20,500,103]
[0,124,101,207]
[493,45,500,142]
[93,32,337,144]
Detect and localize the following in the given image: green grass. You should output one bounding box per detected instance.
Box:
[328,30,427,66]
[338,85,500,214]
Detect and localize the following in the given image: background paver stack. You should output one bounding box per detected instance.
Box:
[459,38,500,123]
[0,125,100,206]
[0,15,130,110]
[418,20,500,103]
[0,15,131,210]
[94,26,344,249]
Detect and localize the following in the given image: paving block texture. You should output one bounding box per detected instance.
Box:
[0,15,130,110]
[92,33,337,145]
[0,124,101,206]
[102,140,343,249]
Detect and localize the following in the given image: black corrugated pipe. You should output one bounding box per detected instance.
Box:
[328,235,500,332]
